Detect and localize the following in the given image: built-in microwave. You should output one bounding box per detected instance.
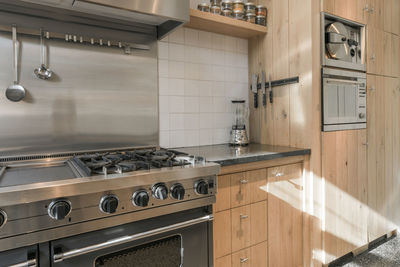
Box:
[322,68,366,131]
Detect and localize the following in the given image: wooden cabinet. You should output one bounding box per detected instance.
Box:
[322,130,368,262]
[230,172,250,208]
[367,76,400,242]
[231,205,251,252]
[214,160,305,266]
[323,0,368,24]
[214,210,232,258]
[267,163,304,267]
[230,242,268,267]
[215,174,231,212]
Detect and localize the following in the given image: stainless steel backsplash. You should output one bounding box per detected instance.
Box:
[0,32,159,158]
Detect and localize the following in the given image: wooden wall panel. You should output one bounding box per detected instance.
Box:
[322,130,368,262]
[248,0,313,148]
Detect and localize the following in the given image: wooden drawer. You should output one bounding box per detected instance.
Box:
[231,201,268,252]
[215,254,231,267]
[215,174,231,212]
[231,205,251,252]
[268,163,302,182]
[230,241,268,267]
[214,210,232,258]
[231,247,251,267]
[248,169,268,203]
[230,172,250,208]
[250,201,267,245]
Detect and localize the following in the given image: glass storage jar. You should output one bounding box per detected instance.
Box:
[233,0,244,13]
[198,3,210,12]
[221,1,233,10]
[244,2,256,15]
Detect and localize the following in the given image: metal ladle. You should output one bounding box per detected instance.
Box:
[34,29,52,80]
[5,25,26,102]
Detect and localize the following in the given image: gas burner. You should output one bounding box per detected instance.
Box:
[71,149,191,176]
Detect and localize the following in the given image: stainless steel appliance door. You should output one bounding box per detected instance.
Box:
[323,78,360,125]
[50,209,213,267]
[0,245,38,267]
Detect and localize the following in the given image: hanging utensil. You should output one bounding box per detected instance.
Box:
[268,74,273,103]
[251,74,259,108]
[261,71,266,107]
[5,25,26,102]
[34,29,52,80]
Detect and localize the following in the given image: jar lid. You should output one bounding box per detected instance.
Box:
[256,15,266,18]
[233,0,244,4]
[245,2,256,6]
[256,5,266,9]
[211,5,221,10]
[245,13,256,17]
[222,0,233,3]
[222,9,233,13]
[198,3,210,7]
[233,10,244,14]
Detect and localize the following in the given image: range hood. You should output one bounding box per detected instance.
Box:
[0,0,189,40]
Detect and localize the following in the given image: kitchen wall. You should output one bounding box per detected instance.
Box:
[158,27,249,148]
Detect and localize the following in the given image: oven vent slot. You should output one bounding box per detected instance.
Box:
[95,235,183,267]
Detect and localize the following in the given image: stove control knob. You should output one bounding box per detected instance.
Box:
[133,190,150,207]
[48,200,71,220]
[0,209,7,228]
[100,195,119,214]
[170,184,185,200]
[195,180,209,195]
[359,113,366,119]
[152,183,168,200]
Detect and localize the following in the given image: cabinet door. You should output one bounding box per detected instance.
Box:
[334,0,367,24]
[215,174,231,212]
[248,169,268,203]
[231,205,251,252]
[214,210,232,258]
[231,172,250,208]
[392,0,400,36]
[391,35,399,77]
[251,242,268,267]
[231,248,251,267]
[383,31,392,77]
[322,130,368,262]
[367,0,384,29]
[215,254,231,267]
[268,163,304,267]
[367,27,384,75]
[250,201,267,246]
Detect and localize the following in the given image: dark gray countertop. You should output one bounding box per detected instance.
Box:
[177,144,311,167]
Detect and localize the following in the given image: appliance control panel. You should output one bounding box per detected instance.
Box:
[0,175,217,239]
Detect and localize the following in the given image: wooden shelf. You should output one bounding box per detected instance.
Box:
[185,9,267,39]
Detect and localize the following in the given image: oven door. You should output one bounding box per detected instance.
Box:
[0,245,38,267]
[322,69,366,131]
[49,208,213,267]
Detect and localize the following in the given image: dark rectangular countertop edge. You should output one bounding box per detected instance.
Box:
[212,148,311,167]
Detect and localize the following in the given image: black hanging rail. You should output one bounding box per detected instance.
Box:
[250,75,300,108]
[256,76,300,90]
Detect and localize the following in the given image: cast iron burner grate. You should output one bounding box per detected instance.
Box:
[70,148,190,176]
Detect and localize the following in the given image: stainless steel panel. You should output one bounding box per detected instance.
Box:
[0,197,214,252]
[11,0,189,39]
[0,32,159,158]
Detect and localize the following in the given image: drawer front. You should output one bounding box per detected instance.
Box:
[251,241,268,267]
[248,169,268,203]
[268,163,303,182]
[231,247,251,267]
[215,254,231,267]
[230,172,250,208]
[231,205,251,252]
[215,174,231,212]
[250,201,267,246]
[214,210,232,258]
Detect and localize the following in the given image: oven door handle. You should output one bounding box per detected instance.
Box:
[6,258,37,267]
[53,214,214,263]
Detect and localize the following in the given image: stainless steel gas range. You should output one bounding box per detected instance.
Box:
[0,149,219,266]
[0,1,218,266]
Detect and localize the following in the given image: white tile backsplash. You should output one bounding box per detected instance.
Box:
[158,28,248,148]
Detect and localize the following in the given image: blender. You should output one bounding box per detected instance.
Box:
[229,100,249,146]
